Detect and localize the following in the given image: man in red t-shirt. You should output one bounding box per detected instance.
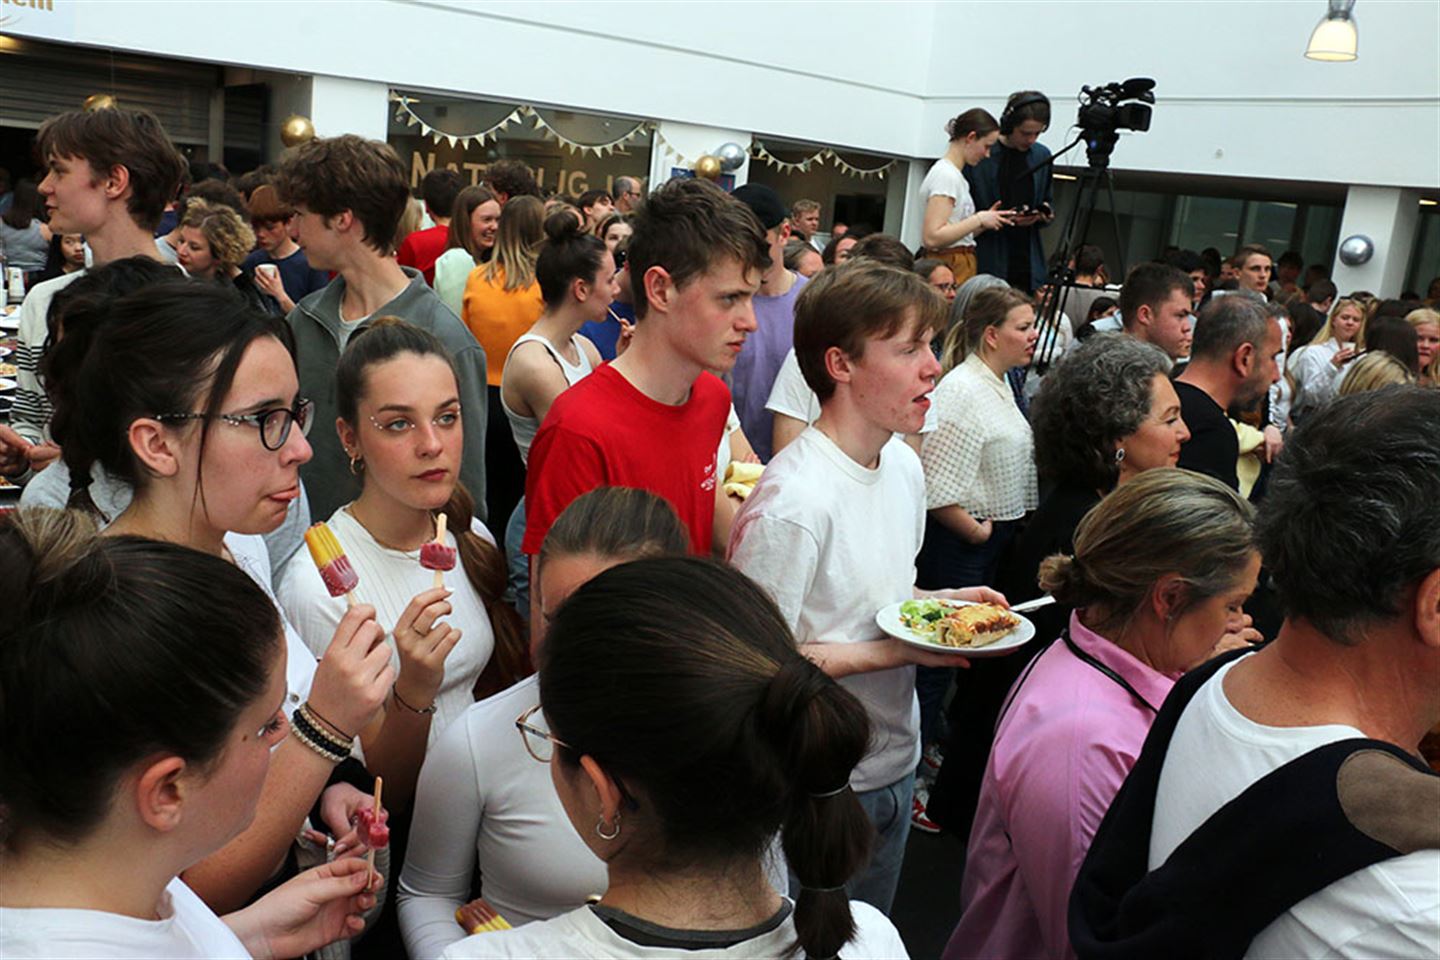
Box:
[397,167,463,284]
[523,179,771,610]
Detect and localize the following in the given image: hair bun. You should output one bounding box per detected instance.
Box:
[1036,553,1085,606]
[543,208,584,244]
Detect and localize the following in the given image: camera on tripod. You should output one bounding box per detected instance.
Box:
[1076,78,1155,167]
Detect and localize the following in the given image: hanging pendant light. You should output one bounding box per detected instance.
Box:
[1305,0,1358,61]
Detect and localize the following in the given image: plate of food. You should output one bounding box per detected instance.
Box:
[0,377,15,392]
[0,362,16,377]
[876,598,1035,657]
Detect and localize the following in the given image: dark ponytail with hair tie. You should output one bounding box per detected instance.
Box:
[536,208,609,307]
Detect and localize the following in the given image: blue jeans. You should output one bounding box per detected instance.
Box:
[789,773,914,914]
[504,496,529,620]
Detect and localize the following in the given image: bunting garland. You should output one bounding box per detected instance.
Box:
[653,129,696,168]
[390,93,652,157]
[752,140,898,181]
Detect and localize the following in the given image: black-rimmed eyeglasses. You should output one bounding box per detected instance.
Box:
[153,397,315,451]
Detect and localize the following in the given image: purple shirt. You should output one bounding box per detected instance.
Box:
[944,612,1175,960]
[729,271,808,462]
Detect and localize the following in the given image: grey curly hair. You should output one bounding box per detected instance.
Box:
[1030,333,1173,491]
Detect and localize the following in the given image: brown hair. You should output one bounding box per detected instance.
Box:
[180,199,256,272]
[539,486,690,567]
[444,185,499,260]
[626,178,770,321]
[247,183,293,224]
[36,108,186,231]
[794,259,948,401]
[1038,468,1256,636]
[945,108,1000,142]
[848,233,916,271]
[334,318,529,696]
[940,286,1033,371]
[274,134,410,255]
[482,195,545,291]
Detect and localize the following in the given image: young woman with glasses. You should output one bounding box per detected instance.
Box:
[46,281,395,914]
[440,556,909,959]
[397,487,687,959]
[277,318,528,811]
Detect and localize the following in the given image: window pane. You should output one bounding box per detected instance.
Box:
[1243,201,1297,253]
[1171,196,1245,255]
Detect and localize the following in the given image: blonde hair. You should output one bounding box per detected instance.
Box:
[395,196,424,252]
[1037,468,1256,636]
[940,286,1031,372]
[1405,307,1440,383]
[1338,351,1416,396]
[1309,298,1367,350]
[483,195,544,292]
[180,200,255,271]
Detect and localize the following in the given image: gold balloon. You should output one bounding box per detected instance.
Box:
[83,94,117,112]
[693,154,723,180]
[280,115,316,148]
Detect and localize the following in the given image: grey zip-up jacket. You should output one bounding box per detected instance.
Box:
[287,268,488,523]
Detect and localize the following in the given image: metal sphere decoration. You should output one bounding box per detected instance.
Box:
[1337,234,1374,266]
[716,142,747,172]
[693,154,723,180]
[280,115,316,148]
[83,93,118,112]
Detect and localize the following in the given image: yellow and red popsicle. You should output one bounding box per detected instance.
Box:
[305,522,358,605]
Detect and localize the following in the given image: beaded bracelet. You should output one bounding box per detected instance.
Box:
[291,708,352,763]
[289,717,349,764]
[296,702,353,754]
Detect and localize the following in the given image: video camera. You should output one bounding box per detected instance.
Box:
[1076,78,1155,167]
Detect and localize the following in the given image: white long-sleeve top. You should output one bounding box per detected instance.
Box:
[275,506,496,749]
[397,675,607,957]
[1287,339,1346,423]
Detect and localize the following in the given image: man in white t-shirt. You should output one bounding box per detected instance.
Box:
[729,260,1006,913]
[1072,385,1440,958]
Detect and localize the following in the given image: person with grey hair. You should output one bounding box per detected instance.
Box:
[925,334,1190,839]
[612,175,643,214]
[1173,296,1281,491]
[1072,386,1440,959]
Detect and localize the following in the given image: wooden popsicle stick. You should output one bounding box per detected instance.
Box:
[433,513,448,590]
[367,775,383,889]
[344,590,356,609]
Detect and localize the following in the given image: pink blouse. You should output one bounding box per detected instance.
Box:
[944,612,1175,960]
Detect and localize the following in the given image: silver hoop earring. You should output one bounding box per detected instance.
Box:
[596,814,621,841]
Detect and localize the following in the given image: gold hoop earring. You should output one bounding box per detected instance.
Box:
[596,814,621,841]
[348,453,364,476]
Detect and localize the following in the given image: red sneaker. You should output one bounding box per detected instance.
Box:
[911,784,941,834]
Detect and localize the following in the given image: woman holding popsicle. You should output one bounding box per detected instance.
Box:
[48,282,395,913]
[0,511,382,958]
[397,487,688,958]
[278,318,528,810]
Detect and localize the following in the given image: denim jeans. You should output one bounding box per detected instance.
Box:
[503,496,529,620]
[788,773,914,914]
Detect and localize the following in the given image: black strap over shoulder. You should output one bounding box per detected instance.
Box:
[1069,649,1438,960]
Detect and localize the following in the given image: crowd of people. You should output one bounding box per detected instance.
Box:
[0,101,1436,960]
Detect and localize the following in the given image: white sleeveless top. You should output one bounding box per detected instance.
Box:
[500,332,594,465]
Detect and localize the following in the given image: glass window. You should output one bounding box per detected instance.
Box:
[1172,195,1245,255]
[1405,206,1440,297]
[387,91,651,199]
[1242,201,1298,254]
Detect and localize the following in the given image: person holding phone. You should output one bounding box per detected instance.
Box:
[1287,298,1367,424]
[965,91,1057,294]
[920,109,1015,287]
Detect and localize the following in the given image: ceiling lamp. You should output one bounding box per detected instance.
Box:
[1305,0,1358,61]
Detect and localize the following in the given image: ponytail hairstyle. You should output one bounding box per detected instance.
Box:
[335,318,528,696]
[481,194,545,291]
[444,185,499,260]
[941,285,1031,371]
[538,486,690,569]
[536,209,610,308]
[541,557,873,960]
[0,508,281,851]
[47,282,292,521]
[945,107,999,143]
[1037,468,1256,637]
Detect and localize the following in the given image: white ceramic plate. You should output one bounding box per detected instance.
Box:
[875,599,1036,658]
[0,378,15,392]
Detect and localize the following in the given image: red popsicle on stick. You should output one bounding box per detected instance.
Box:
[358,776,387,889]
[419,513,457,590]
[305,522,358,607]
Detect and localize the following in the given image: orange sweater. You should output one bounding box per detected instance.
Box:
[462,265,544,385]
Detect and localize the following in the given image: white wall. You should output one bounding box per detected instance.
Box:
[1332,186,1422,294]
[28,0,1440,190]
[922,0,1440,189]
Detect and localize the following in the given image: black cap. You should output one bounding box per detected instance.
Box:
[731,183,787,230]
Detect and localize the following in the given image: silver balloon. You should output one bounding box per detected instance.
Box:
[716,141,747,172]
[1338,234,1374,266]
